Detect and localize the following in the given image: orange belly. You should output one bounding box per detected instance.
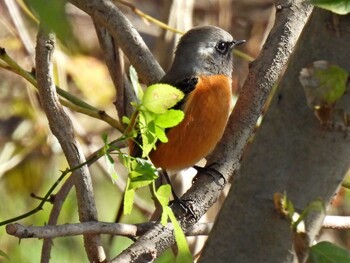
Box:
[150,75,232,172]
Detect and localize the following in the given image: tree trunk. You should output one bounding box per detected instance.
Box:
[200,9,350,263]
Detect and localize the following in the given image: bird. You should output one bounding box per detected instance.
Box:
[131,25,245,174]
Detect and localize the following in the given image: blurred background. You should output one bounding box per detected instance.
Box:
[0,0,349,262]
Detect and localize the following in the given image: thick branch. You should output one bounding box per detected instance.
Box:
[35,29,105,262]
[201,8,350,263]
[111,1,313,262]
[70,0,164,85]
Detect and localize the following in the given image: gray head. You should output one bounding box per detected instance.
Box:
[162,26,245,83]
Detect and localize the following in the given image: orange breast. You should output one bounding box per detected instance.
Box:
[150,75,232,172]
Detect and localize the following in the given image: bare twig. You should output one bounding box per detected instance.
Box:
[94,24,135,119]
[0,165,77,227]
[35,29,105,262]
[70,0,164,85]
[6,221,213,239]
[41,175,75,263]
[110,0,313,262]
[322,216,350,230]
[0,138,125,227]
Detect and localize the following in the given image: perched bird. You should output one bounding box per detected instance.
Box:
[147,25,245,172]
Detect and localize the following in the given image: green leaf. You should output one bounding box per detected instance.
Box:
[156,109,185,128]
[153,183,192,262]
[155,126,168,143]
[156,184,172,225]
[309,241,350,263]
[128,158,158,188]
[166,206,193,263]
[282,192,295,221]
[25,0,77,49]
[156,184,171,207]
[122,116,130,125]
[314,65,348,105]
[139,111,158,157]
[311,0,350,15]
[142,84,184,114]
[100,134,118,183]
[123,178,135,215]
[105,153,118,184]
[0,250,10,261]
[129,66,143,102]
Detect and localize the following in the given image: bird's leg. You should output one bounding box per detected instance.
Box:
[161,169,195,218]
[192,163,226,185]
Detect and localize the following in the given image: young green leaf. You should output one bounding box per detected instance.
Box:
[155,126,168,143]
[129,158,158,184]
[156,184,172,225]
[153,184,192,262]
[311,0,350,15]
[105,153,118,184]
[166,206,193,263]
[156,184,171,207]
[309,241,350,263]
[122,116,131,125]
[139,111,158,157]
[123,178,135,215]
[129,66,144,102]
[142,84,184,114]
[156,109,185,128]
[100,134,118,183]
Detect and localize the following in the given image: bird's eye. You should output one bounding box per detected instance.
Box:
[215,42,229,54]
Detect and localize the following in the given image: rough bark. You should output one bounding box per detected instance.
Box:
[35,30,106,263]
[200,9,350,263]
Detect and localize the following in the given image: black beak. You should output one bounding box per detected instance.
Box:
[232,39,246,47]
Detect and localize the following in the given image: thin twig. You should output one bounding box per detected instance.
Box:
[6,221,213,239]
[322,216,350,230]
[94,24,135,120]
[41,175,75,263]
[0,167,74,227]
[0,137,126,227]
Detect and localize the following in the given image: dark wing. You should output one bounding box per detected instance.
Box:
[168,76,198,110]
[130,76,198,158]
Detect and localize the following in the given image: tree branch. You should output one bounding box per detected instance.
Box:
[35,29,105,262]
[94,24,135,119]
[322,216,350,230]
[41,175,75,263]
[70,0,164,85]
[6,222,213,239]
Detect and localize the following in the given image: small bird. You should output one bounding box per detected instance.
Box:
[148,26,245,172]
